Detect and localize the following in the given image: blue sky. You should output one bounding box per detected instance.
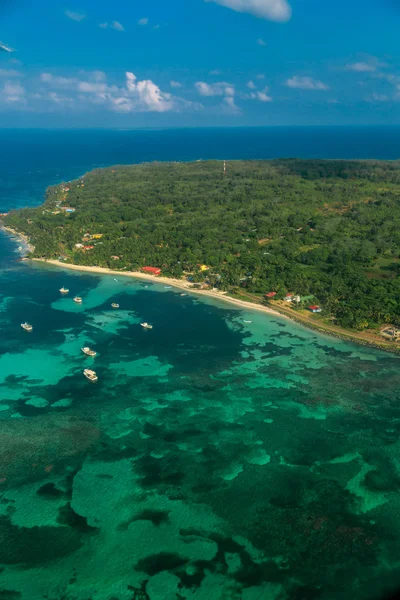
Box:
[0,0,399,127]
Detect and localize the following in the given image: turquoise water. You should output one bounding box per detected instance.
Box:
[1,130,400,599]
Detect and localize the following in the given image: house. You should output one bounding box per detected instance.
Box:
[284,293,294,302]
[92,234,103,240]
[292,295,301,304]
[142,266,161,276]
[265,292,277,298]
[83,245,94,251]
[60,207,76,213]
[381,327,400,341]
[198,264,209,272]
[308,305,322,313]
[75,243,84,249]
[111,255,120,260]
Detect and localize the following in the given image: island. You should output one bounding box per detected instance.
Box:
[3,158,400,352]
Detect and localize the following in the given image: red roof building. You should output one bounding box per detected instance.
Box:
[83,245,94,250]
[308,305,322,313]
[142,266,161,276]
[265,292,277,298]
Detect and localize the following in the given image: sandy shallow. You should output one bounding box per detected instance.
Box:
[31,258,285,320]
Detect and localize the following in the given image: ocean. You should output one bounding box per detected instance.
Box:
[1,128,400,600]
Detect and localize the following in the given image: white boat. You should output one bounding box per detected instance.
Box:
[164,286,172,289]
[111,303,119,308]
[21,322,33,332]
[141,322,153,330]
[243,320,252,324]
[18,246,22,251]
[60,286,69,294]
[114,278,118,281]
[180,293,187,297]
[73,296,82,304]
[81,347,97,357]
[83,368,98,382]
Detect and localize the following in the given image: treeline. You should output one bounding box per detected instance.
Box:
[5,159,400,330]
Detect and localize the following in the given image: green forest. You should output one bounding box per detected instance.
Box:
[4,158,400,330]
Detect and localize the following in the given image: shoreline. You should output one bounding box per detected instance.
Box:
[30,258,286,319]
[28,258,400,355]
[29,258,400,356]
[0,225,34,255]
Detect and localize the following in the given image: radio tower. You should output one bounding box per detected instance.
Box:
[223,160,226,176]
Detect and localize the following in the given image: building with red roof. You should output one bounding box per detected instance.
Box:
[142,266,161,276]
[308,305,322,313]
[265,292,277,298]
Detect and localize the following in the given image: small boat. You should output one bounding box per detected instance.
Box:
[141,322,153,330]
[21,322,33,332]
[243,320,252,324]
[164,286,172,289]
[83,368,98,382]
[60,286,69,294]
[111,303,119,309]
[73,296,83,304]
[114,278,118,282]
[180,293,187,297]
[18,246,22,251]
[81,347,97,357]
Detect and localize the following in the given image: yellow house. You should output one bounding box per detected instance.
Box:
[199,264,209,272]
[91,234,103,239]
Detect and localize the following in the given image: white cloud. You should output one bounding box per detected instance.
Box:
[111,21,124,31]
[286,76,329,90]
[40,73,77,87]
[206,0,291,22]
[125,72,174,112]
[255,90,272,102]
[247,80,256,89]
[138,17,149,25]
[345,57,385,73]
[366,93,389,102]
[245,86,272,102]
[0,69,23,77]
[195,81,234,97]
[170,80,183,88]
[222,96,241,114]
[48,92,75,107]
[77,82,111,93]
[2,80,25,103]
[345,62,377,73]
[26,70,202,115]
[89,70,106,82]
[99,21,124,31]
[65,10,86,22]
[257,38,266,46]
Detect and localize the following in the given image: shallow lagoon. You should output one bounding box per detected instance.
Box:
[1,233,400,600]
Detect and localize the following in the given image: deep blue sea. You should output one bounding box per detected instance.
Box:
[1,128,400,600]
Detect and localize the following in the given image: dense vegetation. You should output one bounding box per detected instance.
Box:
[5,159,400,330]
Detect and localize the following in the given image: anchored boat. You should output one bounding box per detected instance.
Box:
[73,296,83,304]
[60,286,69,294]
[81,347,97,357]
[141,322,153,330]
[83,369,98,382]
[111,303,119,308]
[21,322,33,332]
